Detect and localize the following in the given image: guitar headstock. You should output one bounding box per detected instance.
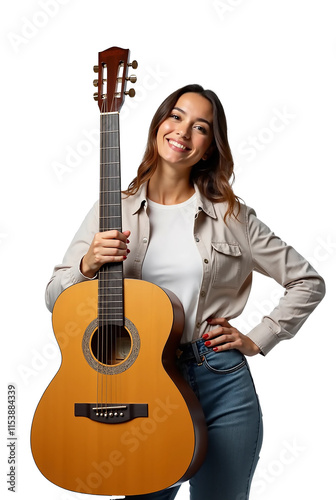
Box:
[93,46,137,112]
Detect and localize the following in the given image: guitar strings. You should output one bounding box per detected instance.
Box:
[98,94,109,417]
[102,90,119,415]
[110,92,121,411]
[105,95,113,415]
[97,68,124,416]
[104,97,108,415]
[98,99,104,416]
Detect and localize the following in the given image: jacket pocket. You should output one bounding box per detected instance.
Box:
[211,242,242,289]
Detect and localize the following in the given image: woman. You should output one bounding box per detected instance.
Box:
[46,84,325,499]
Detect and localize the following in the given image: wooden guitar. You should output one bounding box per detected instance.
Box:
[31,46,207,496]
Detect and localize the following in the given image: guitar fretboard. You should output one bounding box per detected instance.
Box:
[98,112,124,327]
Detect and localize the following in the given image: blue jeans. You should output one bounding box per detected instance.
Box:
[126,340,263,500]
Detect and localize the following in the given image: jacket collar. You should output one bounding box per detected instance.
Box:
[121,182,148,215]
[124,181,217,219]
[194,184,216,219]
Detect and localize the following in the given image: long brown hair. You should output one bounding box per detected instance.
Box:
[124,84,240,220]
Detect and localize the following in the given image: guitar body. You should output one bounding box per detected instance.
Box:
[31,278,207,496]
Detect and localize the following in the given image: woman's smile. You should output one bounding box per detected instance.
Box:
[166,138,191,152]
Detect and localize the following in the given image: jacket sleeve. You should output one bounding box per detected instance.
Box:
[245,209,326,355]
[45,202,99,312]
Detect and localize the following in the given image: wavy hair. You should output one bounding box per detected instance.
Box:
[123,84,240,221]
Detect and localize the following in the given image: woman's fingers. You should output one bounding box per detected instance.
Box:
[203,317,260,356]
[81,230,131,277]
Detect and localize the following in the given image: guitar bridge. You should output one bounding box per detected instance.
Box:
[74,403,148,424]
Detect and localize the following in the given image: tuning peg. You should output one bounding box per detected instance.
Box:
[126,75,137,84]
[93,78,107,87]
[127,60,138,69]
[125,88,136,98]
[93,65,99,73]
[93,92,99,101]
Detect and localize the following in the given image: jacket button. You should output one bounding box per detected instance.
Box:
[195,237,200,242]
[200,291,206,297]
[204,259,209,264]
[143,237,148,244]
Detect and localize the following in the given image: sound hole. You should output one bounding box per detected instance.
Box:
[91,325,132,366]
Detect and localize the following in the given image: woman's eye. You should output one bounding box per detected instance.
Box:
[195,125,207,134]
[170,114,180,120]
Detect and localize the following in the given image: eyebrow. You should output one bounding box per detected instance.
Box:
[172,107,212,127]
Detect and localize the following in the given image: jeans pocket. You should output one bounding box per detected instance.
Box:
[203,349,246,375]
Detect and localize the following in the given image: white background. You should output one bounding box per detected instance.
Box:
[1,0,335,499]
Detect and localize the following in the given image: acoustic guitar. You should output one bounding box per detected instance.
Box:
[31,46,207,496]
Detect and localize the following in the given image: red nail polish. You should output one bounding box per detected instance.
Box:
[204,341,211,347]
[213,347,218,352]
[202,333,209,340]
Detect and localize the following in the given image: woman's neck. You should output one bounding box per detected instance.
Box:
[147,169,195,205]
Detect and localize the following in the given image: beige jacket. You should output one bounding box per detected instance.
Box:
[45,183,325,355]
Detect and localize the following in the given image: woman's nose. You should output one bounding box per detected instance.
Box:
[176,126,190,139]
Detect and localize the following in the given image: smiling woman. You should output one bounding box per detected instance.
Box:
[45,83,325,500]
[124,84,239,217]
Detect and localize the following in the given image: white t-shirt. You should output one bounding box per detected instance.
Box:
[142,194,203,343]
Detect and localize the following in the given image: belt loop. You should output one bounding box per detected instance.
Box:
[191,341,204,366]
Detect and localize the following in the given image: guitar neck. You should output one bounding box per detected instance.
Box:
[98,111,124,327]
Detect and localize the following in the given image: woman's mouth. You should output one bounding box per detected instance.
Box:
[167,139,190,151]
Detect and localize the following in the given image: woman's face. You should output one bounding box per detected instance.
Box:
[156,92,214,174]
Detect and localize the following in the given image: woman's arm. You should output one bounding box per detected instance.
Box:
[45,202,130,312]
[45,202,99,312]
[246,210,326,355]
[202,208,325,356]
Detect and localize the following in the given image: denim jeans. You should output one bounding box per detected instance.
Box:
[126,340,263,500]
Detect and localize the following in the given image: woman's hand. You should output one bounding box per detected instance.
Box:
[80,230,131,278]
[203,317,261,357]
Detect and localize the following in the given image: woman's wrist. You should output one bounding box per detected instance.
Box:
[80,256,96,279]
